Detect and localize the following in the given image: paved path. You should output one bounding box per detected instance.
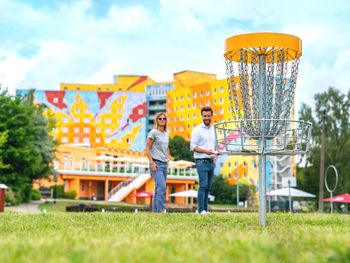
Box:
[6,200,44,213]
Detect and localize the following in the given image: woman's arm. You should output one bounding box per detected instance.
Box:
[146,138,157,173]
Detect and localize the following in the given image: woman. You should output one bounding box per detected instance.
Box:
[146,112,169,213]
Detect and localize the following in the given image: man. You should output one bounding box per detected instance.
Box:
[190,106,217,214]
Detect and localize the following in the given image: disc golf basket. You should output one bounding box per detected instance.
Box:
[214,32,312,226]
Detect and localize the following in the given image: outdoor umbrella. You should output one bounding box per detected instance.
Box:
[170,189,215,201]
[129,191,154,211]
[267,187,316,198]
[323,193,350,203]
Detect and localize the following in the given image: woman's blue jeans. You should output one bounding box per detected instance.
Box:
[195,159,215,213]
[151,160,168,212]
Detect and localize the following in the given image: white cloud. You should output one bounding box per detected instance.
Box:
[0,0,349,114]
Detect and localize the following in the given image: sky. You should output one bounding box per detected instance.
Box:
[0,0,349,112]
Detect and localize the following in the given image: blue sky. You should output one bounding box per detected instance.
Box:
[0,0,349,111]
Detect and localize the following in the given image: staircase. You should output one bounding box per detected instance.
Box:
[108,173,151,202]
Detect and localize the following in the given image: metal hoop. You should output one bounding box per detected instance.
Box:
[324,165,338,193]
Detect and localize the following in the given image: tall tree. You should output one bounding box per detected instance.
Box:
[0,89,56,203]
[169,135,194,161]
[298,87,350,198]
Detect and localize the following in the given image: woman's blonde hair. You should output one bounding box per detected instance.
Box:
[155,112,167,131]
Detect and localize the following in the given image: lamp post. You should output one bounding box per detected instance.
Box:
[318,106,327,212]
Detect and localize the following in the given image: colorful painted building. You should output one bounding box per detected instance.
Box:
[20,70,295,204]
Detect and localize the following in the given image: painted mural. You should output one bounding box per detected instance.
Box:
[17,90,147,151]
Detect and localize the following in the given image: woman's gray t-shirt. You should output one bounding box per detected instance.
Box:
[147,129,169,162]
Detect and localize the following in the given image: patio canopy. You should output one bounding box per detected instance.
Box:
[170,189,215,201]
[87,155,120,161]
[323,193,350,203]
[0,184,8,189]
[267,187,316,198]
[129,191,153,198]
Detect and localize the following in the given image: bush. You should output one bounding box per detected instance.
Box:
[65,190,77,200]
[5,188,17,205]
[30,189,41,201]
[49,185,65,198]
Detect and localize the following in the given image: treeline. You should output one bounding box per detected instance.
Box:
[0,89,56,204]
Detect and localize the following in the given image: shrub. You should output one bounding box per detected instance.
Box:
[30,189,41,201]
[65,190,77,200]
[49,185,65,198]
[5,188,17,205]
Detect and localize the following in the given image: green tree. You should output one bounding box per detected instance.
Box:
[169,135,194,161]
[0,89,56,203]
[298,87,350,197]
[210,175,253,205]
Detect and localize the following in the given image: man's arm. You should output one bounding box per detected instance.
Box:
[190,127,215,155]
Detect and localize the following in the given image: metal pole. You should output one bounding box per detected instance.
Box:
[288,180,292,213]
[259,152,267,226]
[318,111,326,212]
[236,178,239,209]
[258,55,267,226]
[331,192,333,214]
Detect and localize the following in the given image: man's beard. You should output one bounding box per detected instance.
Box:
[203,119,211,126]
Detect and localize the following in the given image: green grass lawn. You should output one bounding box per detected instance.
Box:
[1,212,350,263]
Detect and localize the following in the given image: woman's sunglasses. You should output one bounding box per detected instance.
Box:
[158,118,166,121]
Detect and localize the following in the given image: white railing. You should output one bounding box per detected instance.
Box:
[58,161,198,178]
[108,173,151,202]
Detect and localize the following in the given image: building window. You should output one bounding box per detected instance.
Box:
[180,116,184,121]
[220,108,224,114]
[75,108,80,113]
[96,128,101,134]
[53,97,58,103]
[105,138,111,143]
[206,90,210,95]
[62,127,68,133]
[213,99,216,104]
[53,128,57,133]
[220,86,224,92]
[95,138,101,143]
[83,127,90,133]
[96,118,100,123]
[200,91,203,97]
[74,127,80,133]
[213,88,216,93]
[126,138,132,143]
[206,100,210,106]
[168,127,171,132]
[84,108,90,113]
[62,117,68,123]
[83,138,90,143]
[180,95,184,101]
[74,137,79,143]
[180,105,184,111]
[193,102,197,107]
[193,113,196,118]
[84,118,90,123]
[228,162,231,167]
[235,161,238,167]
[61,137,68,143]
[243,161,247,167]
[138,109,143,115]
[105,128,111,133]
[220,98,223,103]
[105,118,111,124]
[234,173,238,179]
